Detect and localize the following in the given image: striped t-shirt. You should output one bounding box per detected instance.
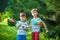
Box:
[30,17,43,32]
[16,21,28,35]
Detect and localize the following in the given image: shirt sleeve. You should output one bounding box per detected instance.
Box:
[40,18,43,22]
[38,18,43,22]
[16,21,20,27]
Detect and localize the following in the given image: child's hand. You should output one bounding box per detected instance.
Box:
[16,24,22,29]
[19,24,22,27]
[46,30,49,33]
[28,26,32,28]
[23,28,28,31]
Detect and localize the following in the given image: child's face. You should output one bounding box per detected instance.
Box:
[31,11,38,17]
[20,16,26,21]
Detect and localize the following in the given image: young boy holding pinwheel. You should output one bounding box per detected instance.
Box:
[16,12,28,40]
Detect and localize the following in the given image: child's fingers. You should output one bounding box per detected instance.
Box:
[46,30,49,33]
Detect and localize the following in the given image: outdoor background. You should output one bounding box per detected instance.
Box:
[0,0,60,40]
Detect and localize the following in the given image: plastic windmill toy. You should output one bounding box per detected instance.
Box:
[33,20,42,26]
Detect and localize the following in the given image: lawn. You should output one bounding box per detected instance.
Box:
[0,24,58,40]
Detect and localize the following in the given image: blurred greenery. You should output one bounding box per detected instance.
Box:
[0,24,59,40]
[0,0,60,40]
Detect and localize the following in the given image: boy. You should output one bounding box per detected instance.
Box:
[30,8,49,40]
[16,12,28,40]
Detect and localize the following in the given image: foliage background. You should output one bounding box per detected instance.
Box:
[0,0,60,40]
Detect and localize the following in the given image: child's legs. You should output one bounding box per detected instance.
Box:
[22,35,26,40]
[35,32,39,40]
[16,35,22,40]
[32,32,35,40]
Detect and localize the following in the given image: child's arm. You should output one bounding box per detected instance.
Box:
[23,23,29,31]
[27,25,32,28]
[16,21,22,29]
[23,25,32,31]
[42,22,49,33]
[23,28,28,31]
[16,24,21,29]
[28,20,32,28]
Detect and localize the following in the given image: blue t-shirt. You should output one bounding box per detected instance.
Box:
[30,17,43,32]
[16,21,28,35]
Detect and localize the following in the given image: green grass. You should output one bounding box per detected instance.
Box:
[0,24,59,40]
[0,24,32,40]
[0,24,17,40]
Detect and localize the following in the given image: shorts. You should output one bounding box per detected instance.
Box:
[32,32,39,40]
[16,35,26,40]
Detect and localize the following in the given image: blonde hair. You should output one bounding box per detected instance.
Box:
[31,8,37,13]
